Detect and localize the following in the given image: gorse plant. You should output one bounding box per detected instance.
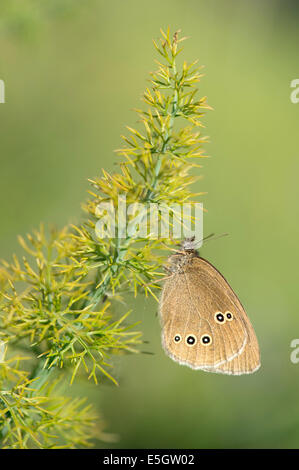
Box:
[0,28,209,448]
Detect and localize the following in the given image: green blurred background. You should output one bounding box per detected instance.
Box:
[1,0,299,448]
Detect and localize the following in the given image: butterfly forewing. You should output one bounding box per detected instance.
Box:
[160,273,217,367]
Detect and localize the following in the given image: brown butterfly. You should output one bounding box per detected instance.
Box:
[159,238,260,375]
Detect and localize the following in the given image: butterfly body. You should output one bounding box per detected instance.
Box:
[159,241,260,375]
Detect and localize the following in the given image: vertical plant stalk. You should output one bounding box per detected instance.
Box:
[0,28,209,448]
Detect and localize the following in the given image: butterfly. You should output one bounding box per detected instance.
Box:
[159,238,260,375]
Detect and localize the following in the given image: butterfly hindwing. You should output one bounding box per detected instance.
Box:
[159,254,260,374]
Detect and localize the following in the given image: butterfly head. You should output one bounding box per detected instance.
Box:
[181,236,198,252]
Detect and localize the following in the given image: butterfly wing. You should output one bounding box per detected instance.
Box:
[159,256,260,374]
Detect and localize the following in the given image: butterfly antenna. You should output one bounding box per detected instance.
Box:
[202,232,229,245]
[203,233,215,241]
[190,232,229,249]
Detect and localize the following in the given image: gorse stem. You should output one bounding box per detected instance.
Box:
[0,28,209,448]
[147,57,178,199]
